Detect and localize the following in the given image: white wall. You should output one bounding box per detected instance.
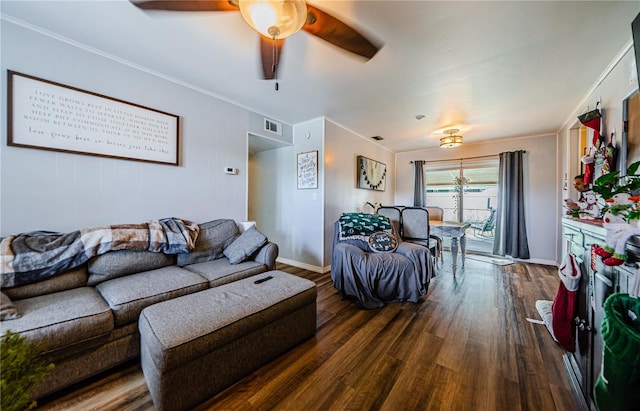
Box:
[324,119,395,266]
[249,118,325,271]
[1,20,257,235]
[395,134,558,264]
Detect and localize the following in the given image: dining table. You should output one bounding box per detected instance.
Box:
[430,220,472,275]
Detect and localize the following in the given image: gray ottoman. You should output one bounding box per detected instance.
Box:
[138,270,317,411]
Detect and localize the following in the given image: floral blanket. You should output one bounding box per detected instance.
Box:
[0,217,199,288]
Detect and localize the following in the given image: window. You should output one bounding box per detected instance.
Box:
[425,159,499,254]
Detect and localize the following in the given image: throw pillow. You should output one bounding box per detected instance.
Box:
[223,226,268,264]
[177,219,240,266]
[1,291,20,320]
[368,231,398,253]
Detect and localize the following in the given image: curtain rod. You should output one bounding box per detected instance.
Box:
[409,151,526,164]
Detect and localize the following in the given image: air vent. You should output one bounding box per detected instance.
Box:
[371,135,384,141]
[264,118,282,135]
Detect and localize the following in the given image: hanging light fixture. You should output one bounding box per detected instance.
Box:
[440,129,463,148]
[239,0,308,40]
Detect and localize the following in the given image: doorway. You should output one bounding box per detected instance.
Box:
[424,159,499,255]
[247,133,291,233]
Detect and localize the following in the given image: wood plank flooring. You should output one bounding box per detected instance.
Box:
[37,254,577,411]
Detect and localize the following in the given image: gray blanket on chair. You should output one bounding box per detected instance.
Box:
[0,217,199,288]
[331,221,433,309]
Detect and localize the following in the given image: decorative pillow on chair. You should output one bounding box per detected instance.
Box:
[223,226,268,264]
[368,231,398,253]
[1,291,20,320]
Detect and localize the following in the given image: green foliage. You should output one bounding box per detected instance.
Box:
[1,330,54,411]
[592,160,640,200]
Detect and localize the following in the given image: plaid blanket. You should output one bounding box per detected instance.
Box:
[0,217,199,288]
[338,212,392,241]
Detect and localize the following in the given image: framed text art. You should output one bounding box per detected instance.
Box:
[357,155,386,191]
[297,150,318,189]
[8,70,179,165]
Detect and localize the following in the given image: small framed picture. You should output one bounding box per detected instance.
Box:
[297,150,318,189]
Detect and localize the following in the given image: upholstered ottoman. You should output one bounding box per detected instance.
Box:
[138,270,317,411]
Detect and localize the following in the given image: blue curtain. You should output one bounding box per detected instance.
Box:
[413,160,426,207]
[493,150,530,259]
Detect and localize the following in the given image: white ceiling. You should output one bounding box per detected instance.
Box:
[3,0,639,152]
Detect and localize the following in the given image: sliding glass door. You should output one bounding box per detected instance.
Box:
[424,159,499,255]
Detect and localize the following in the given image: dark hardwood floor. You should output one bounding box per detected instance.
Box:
[37,254,577,411]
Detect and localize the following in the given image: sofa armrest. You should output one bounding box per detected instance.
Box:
[253,242,279,271]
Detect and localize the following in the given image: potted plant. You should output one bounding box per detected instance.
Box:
[592,160,640,215]
[591,160,640,265]
[1,330,54,411]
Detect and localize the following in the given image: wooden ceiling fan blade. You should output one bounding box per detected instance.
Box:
[302,4,379,60]
[131,0,238,12]
[260,36,285,80]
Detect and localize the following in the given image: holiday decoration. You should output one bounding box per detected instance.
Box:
[578,104,602,185]
[576,189,600,219]
[551,253,581,352]
[591,161,640,266]
[593,293,640,411]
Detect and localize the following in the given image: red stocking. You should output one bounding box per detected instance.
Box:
[578,106,601,185]
[551,253,581,352]
[582,116,601,145]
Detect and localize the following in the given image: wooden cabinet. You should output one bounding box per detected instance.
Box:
[561,218,638,411]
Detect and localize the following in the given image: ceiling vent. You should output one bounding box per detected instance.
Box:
[371,135,384,141]
[264,118,282,135]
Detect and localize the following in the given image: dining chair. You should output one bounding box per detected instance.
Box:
[424,206,444,263]
[400,207,440,262]
[377,206,403,237]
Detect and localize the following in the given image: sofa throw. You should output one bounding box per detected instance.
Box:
[0,217,199,288]
[337,213,394,252]
[338,213,392,241]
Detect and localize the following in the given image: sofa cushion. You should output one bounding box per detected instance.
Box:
[182,258,267,287]
[2,266,88,300]
[88,250,175,286]
[177,219,239,267]
[1,291,20,320]
[96,266,208,327]
[0,287,113,354]
[223,226,267,264]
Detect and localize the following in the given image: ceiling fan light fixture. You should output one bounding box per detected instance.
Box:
[440,129,463,148]
[239,0,307,39]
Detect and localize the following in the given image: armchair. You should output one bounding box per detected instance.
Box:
[331,214,433,309]
[471,208,496,237]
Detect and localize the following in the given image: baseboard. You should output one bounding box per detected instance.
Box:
[276,258,330,273]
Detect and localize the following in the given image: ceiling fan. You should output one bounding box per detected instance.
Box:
[131,0,380,81]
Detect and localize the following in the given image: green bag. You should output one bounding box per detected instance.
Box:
[593,293,640,411]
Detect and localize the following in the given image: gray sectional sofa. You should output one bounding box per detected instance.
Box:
[0,219,278,401]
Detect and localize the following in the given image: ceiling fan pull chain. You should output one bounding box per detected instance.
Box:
[272,36,279,91]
